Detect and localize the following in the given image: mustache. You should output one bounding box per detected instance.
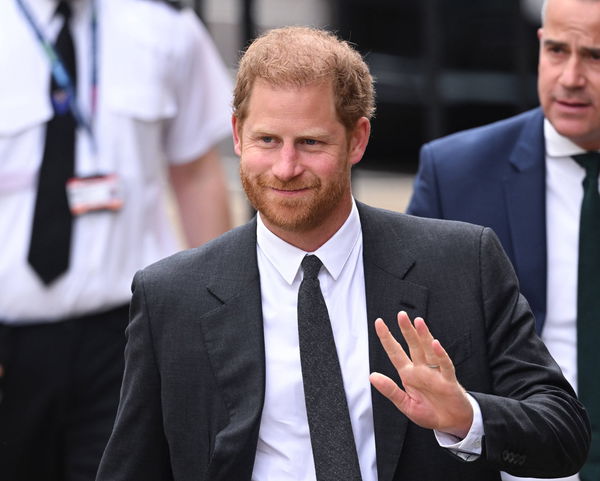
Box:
[553,92,591,104]
[256,176,321,191]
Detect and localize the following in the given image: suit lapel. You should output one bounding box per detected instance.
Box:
[196,221,266,481]
[504,108,547,333]
[198,208,433,480]
[358,203,429,481]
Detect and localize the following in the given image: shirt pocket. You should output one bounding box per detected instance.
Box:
[0,6,53,136]
[103,81,177,122]
[0,93,51,188]
[0,94,51,136]
[101,22,177,122]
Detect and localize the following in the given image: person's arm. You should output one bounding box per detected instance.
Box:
[96,271,171,481]
[370,228,591,478]
[169,147,232,247]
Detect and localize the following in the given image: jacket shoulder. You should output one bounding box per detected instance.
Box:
[425,108,543,155]
[358,202,487,246]
[139,220,258,288]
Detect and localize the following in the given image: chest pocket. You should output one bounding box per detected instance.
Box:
[0,31,52,136]
[442,330,472,368]
[0,37,52,182]
[0,94,51,137]
[101,16,177,122]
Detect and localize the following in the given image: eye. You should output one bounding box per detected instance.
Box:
[545,42,567,56]
[589,50,600,61]
[261,136,274,143]
[302,139,318,146]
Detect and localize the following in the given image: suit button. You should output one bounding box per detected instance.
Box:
[502,450,521,464]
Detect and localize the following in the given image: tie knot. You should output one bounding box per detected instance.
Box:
[301,255,323,280]
[56,1,72,22]
[573,152,600,180]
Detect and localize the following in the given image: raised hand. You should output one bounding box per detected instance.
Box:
[369,311,473,438]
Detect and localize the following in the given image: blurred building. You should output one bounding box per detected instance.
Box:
[194,0,542,173]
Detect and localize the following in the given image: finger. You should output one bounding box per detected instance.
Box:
[369,372,408,412]
[413,317,438,366]
[374,317,411,372]
[432,338,457,380]
[397,311,426,364]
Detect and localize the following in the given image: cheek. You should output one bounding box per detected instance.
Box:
[240,150,273,177]
[590,74,600,94]
[537,67,554,96]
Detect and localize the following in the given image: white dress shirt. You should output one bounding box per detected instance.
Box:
[0,0,232,322]
[501,120,585,481]
[251,200,484,480]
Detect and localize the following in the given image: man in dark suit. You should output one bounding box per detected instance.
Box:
[96,26,589,481]
[407,1,600,479]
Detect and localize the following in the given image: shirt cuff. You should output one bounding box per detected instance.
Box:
[434,393,484,462]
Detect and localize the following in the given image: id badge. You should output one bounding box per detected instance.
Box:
[66,174,124,215]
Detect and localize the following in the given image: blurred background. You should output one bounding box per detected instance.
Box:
[183,0,544,224]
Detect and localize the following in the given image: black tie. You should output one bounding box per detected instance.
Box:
[28,1,77,285]
[297,255,362,481]
[573,152,600,481]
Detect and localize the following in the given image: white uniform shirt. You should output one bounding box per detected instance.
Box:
[0,0,232,322]
[252,200,484,481]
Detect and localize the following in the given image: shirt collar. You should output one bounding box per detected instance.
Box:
[20,0,84,29]
[256,199,362,285]
[544,118,589,158]
[25,0,57,27]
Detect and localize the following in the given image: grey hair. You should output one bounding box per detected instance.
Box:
[541,0,600,24]
[541,0,547,24]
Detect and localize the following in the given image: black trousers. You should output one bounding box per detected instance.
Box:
[0,304,129,481]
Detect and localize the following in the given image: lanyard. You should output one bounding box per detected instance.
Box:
[16,0,98,150]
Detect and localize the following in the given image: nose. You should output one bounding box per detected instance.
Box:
[271,143,303,181]
[559,55,586,89]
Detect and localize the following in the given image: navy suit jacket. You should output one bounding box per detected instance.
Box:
[96,202,589,481]
[407,108,547,334]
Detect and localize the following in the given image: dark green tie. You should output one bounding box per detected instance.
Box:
[573,152,600,481]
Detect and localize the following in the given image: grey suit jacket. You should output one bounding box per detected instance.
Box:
[96,202,589,481]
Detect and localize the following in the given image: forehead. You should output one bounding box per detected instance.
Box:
[544,0,600,45]
[243,79,341,131]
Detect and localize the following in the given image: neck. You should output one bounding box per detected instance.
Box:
[261,196,354,252]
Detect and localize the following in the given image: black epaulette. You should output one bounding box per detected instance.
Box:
[152,0,183,11]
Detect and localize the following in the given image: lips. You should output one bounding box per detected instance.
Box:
[269,186,313,197]
[551,97,594,117]
[259,178,319,192]
[554,96,591,108]
[558,100,589,107]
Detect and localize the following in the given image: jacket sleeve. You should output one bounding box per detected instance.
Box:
[406,142,444,217]
[471,228,590,477]
[95,270,173,481]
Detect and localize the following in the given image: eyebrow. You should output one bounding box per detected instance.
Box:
[249,127,333,141]
[543,39,567,49]
[581,46,600,57]
[543,38,600,57]
[297,131,333,141]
